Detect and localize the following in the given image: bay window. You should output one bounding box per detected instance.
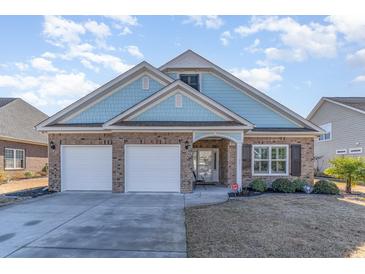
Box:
[253,145,288,176]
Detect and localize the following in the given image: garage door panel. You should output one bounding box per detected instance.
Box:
[61,146,112,191]
[125,145,180,192]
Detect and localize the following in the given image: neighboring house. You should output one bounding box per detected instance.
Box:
[308,97,365,173]
[0,98,48,178]
[37,50,322,193]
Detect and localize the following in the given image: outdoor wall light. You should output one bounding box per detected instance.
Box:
[50,141,56,151]
[185,141,190,150]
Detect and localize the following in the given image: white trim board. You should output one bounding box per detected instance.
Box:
[36,61,174,131]
[307,97,365,120]
[161,50,323,133]
[103,80,254,128]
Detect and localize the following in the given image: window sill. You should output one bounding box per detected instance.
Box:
[252,173,289,177]
[4,168,25,171]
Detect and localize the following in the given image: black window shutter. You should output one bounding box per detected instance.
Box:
[242,144,252,169]
[290,144,301,176]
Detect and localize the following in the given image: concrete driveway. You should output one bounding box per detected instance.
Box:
[0,192,186,258]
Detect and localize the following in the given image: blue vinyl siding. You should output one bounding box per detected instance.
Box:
[201,73,299,128]
[132,93,225,121]
[66,76,164,123]
[166,72,178,79]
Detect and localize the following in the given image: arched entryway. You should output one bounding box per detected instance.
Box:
[192,131,243,189]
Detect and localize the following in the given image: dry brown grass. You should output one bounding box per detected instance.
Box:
[185,193,365,258]
[0,177,48,195]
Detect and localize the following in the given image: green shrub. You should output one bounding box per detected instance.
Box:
[292,179,307,192]
[42,163,48,173]
[272,178,296,193]
[250,179,268,192]
[313,180,340,195]
[24,171,34,178]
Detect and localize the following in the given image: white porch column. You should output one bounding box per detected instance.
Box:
[236,142,243,190]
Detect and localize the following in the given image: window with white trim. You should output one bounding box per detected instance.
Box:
[175,94,183,108]
[253,145,288,175]
[4,148,25,169]
[142,76,149,90]
[319,123,332,141]
[336,149,347,155]
[349,147,363,154]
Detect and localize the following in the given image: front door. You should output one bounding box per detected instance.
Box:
[193,148,219,182]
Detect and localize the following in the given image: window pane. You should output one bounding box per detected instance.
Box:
[15,150,24,169]
[278,147,286,159]
[254,160,269,174]
[4,149,14,169]
[180,74,199,91]
[254,147,269,160]
[271,161,286,174]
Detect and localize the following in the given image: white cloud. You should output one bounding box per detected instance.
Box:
[43,15,85,46]
[229,65,285,91]
[84,20,111,39]
[234,16,337,61]
[264,47,306,62]
[125,45,144,59]
[120,26,132,35]
[346,48,365,67]
[63,43,132,73]
[184,16,224,29]
[220,31,232,46]
[352,75,365,82]
[41,52,57,59]
[244,39,261,53]
[14,62,29,71]
[31,57,60,72]
[107,15,139,26]
[0,72,98,107]
[326,15,365,44]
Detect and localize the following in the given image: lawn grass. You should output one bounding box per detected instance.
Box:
[185,193,365,258]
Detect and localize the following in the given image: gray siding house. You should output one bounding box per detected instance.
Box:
[0,98,48,178]
[307,97,365,173]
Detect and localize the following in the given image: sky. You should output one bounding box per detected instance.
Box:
[0,15,364,117]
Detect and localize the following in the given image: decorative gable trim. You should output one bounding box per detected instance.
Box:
[103,80,254,128]
[161,50,323,133]
[36,61,174,131]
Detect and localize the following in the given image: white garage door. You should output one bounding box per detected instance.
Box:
[125,145,180,192]
[61,145,112,191]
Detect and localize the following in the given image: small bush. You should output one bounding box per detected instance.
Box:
[24,171,34,178]
[42,163,48,173]
[313,180,340,195]
[0,171,6,182]
[272,178,296,193]
[251,179,268,192]
[292,179,307,192]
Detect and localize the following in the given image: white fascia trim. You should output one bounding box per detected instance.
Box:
[107,126,249,131]
[0,135,48,146]
[126,89,230,122]
[160,50,322,133]
[38,127,106,132]
[59,71,168,124]
[246,131,320,137]
[36,62,174,130]
[103,80,254,128]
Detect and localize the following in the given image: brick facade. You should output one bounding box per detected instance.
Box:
[242,136,314,186]
[47,133,314,192]
[48,132,193,193]
[0,139,48,178]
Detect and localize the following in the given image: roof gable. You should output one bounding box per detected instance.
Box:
[37,61,173,129]
[105,81,253,127]
[160,50,214,70]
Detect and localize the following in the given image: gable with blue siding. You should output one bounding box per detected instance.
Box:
[200,73,299,128]
[132,92,226,122]
[66,76,164,123]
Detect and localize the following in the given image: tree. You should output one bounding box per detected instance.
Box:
[324,157,365,193]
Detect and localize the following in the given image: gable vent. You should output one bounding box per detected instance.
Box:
[142,76,149,90]
[175,94,183,108]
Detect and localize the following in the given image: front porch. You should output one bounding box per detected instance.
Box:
[192,131,243,190]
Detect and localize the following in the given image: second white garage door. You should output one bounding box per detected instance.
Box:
[61,145,112,191]
[125,145,180,192]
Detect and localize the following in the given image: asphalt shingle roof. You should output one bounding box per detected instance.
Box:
[327,97,365,112]
[0,98,48,144]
